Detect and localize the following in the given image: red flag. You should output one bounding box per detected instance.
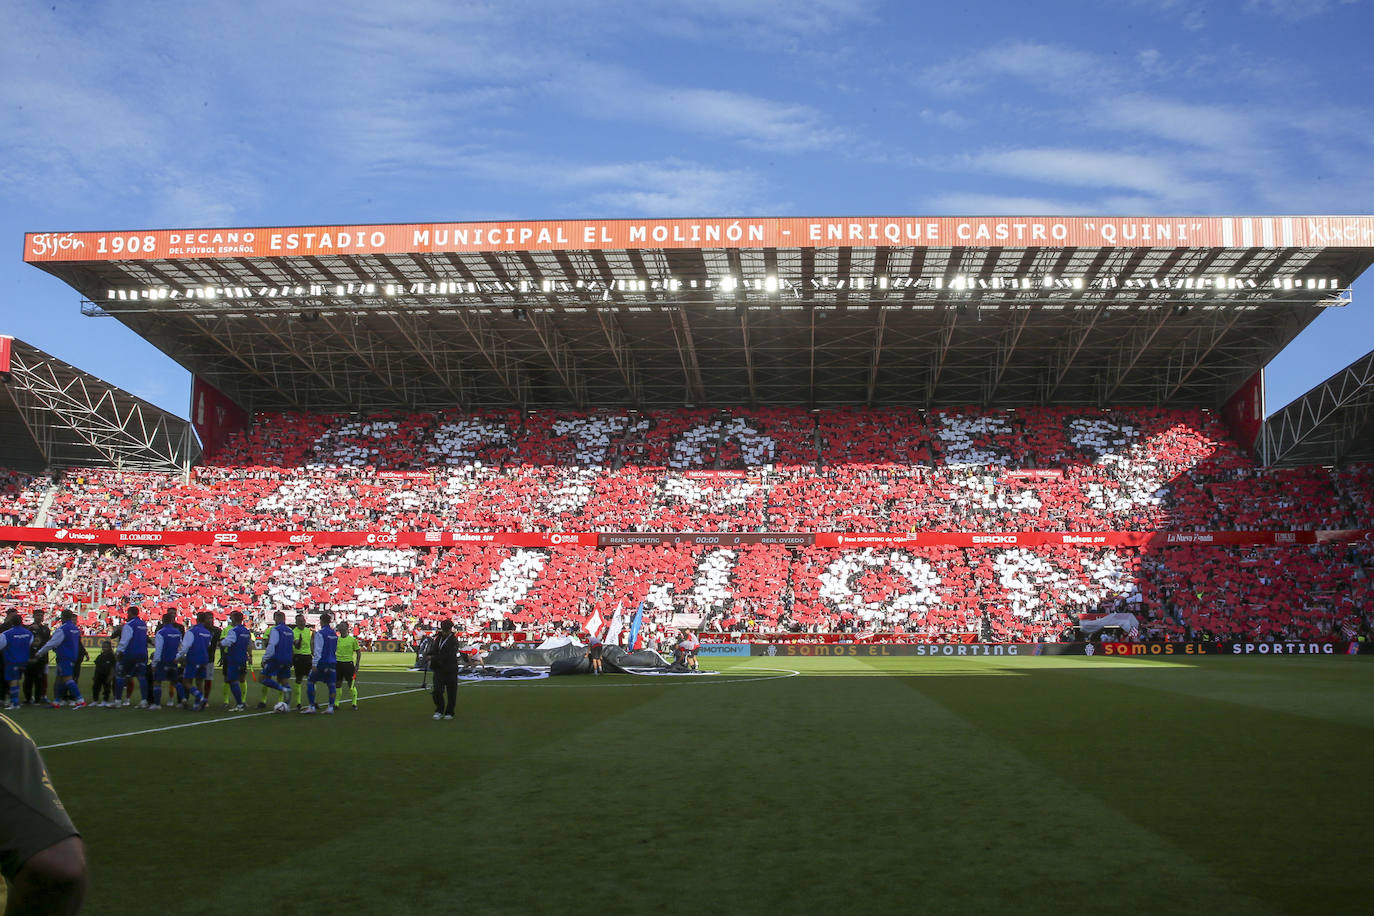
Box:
[584,608,603,639]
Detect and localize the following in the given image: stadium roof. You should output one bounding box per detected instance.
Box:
[1259,348,1374,467]
[0,336,199,473]
[24,215,1374,413]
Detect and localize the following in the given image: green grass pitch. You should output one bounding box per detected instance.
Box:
[8,655,1374,915]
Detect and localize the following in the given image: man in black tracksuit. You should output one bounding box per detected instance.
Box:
[22,610,51,705]
[91,641,117,706]
[426,620,459,721]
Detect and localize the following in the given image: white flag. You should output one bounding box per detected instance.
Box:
[604,604,625,645]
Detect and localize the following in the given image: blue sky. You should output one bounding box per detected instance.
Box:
[2,0,1371,419]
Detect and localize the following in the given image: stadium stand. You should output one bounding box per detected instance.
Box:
[0,468,48,527]
[33,406,1374,532]
[3,406,1371,645]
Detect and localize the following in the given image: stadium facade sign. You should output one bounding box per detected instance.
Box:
[25,216,1374,263]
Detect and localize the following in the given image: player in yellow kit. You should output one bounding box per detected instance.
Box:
[334,620,362,710]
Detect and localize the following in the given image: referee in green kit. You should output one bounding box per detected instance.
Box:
[335,621,361,710]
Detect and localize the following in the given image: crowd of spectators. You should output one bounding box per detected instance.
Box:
[28,407,1374,535]
[0,406,1371,644]
[0,469,48,527]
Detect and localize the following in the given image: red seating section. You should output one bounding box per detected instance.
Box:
[0,469,47,527]
[2,406,1371,644]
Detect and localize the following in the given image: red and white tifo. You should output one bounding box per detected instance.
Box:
[5,213,1374,646]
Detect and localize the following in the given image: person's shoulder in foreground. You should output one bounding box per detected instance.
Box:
[0,711,87,914]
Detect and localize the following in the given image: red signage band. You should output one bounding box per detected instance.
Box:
[0,529,594,548]
[24,216,1374,263]
[0,528,1367,548]
[813,531,1339,548]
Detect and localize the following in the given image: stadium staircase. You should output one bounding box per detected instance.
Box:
[33,484,59,528]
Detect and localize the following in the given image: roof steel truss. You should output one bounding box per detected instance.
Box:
[44,243,1369,412]
[1260,349,1374,466]
[3,341,198,472]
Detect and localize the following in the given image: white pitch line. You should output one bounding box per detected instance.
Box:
[37,687,423,750]
[458,665,802,688]
[37,668,800,747]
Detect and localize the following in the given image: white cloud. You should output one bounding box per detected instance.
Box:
[435,151,781,215]
[965,148,1221,205]
[919,109,971,129]
[0,0,838,228]
[573,162,783,215]
[918,41,1107,95]
[559,63,844,152]
[1118,0,1209,30]
[1243,0,1360,20]
[631,0,877,38]
[906,33,1374,214]
[0,3,269,219]
[921,193,1106,215]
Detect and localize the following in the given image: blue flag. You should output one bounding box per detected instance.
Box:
[627,602,645,651]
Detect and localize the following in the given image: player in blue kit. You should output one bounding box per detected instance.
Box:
[114,606,151,708]
[257,611,295,712]
[300,612,338,715]
[0,613,35,710]
[175,613,215,711]
[34,611,87,709]
[150,612,184,709]
[218,612,253,712]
